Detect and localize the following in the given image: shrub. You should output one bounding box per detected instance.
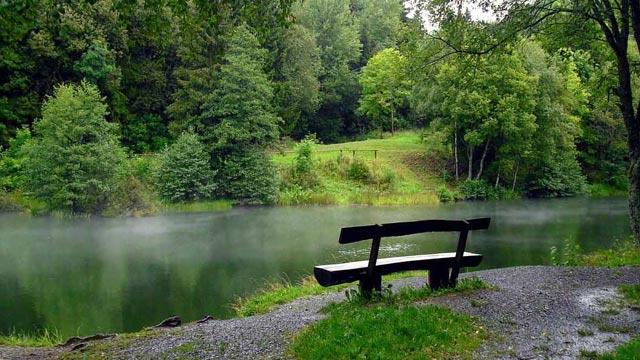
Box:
[157,132,215,202]
[527,153,586,197]
[129,154,161,191]
[347,158,372,183]
[374,168,396,191]
[21,82,128,214]
[291,135,320,189]
[105,176,157,217]
[213,147,278,205]
[457,179,498,200]
[436,185,456,202]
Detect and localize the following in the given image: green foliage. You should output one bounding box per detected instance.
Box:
[0,127,31,191]
[436,185,457,202]
[358,48,411,133]
[526,153,587,198]
[356,0,404,62]
[199,25,280,149]
[157,132,215,202]
[74,40,117,84]
[276,24,322,136]
[346,158,372,182]
[578,238,640,267]
[123,115,169,153]
[549,237,582,266]
[291,135,321,189]
[213,148,278,205]
[457,180,498,201]
[105,176,156,217]
[21,82,127,214]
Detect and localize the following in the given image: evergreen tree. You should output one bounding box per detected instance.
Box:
[199,24,280,148]
[21,82,127,213]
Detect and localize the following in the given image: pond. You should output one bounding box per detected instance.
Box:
[0,197,631,338]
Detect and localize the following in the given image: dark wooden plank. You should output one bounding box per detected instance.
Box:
[338,217,490,243]
[314,252,482,287]
[339,224,381,244]
[380,217,490,238]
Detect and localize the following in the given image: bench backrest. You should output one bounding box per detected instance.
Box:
[339,217,491,244]
[338,217,491,285]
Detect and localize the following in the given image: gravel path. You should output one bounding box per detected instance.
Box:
[3,266,640,359]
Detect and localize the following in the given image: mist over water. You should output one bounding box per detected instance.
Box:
[0,197,630,337]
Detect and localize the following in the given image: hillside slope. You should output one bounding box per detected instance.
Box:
[272,131,445,205]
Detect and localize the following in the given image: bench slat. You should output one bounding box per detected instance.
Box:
[314,252,482,287]
[339,217,490,244]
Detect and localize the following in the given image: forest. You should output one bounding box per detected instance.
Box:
[0,0,632,219]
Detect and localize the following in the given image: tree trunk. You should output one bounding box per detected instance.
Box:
[467,146,473,180]
[391,110,395,136]
[495,172,500,188]
[512,164,518,192]
[614,47,640,243]
[454,123,459,181]
[475,140,490,180]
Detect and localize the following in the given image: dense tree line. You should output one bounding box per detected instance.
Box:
[0,0,632,216]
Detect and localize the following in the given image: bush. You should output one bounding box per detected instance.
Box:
[157,132,215,202]
[527,153,586,197]
[291,135,320,189]
[436,185,456,202]
[105,176,157,217]
[457,179,498,200]
[21,82,128,214]
[347,158,372,183]
[213,147,278,205]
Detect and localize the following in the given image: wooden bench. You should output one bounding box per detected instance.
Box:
[314,218,491,295]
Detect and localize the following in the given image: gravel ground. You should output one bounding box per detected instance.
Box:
[2,265,640,359]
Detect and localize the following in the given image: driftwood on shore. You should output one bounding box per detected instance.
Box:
[58,333,115,347]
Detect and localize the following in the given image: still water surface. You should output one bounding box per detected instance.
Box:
[0,197,630,337]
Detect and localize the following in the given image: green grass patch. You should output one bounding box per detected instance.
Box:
[578,239,640,267]
[289,278,489,360]
[233,276,343,317]
[233,271,432,317]
[619,284,640,307]
[160,200,233,214]
[273,131,445,206]
[593,337,640,359]
[0,328,62,347]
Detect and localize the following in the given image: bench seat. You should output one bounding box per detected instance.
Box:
[314,252,482,287]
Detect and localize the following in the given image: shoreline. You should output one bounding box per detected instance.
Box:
[3,265,640,359]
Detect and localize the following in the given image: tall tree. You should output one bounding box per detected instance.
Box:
[199,24,280,149]
[275,24,322,137]
[356,0,405,62]
[358,48,411,135]
[295,0,363,141]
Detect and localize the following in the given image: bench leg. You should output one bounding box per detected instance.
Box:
[359,274,382,298]
[428,267,451,290]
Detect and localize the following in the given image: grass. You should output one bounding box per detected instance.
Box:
[586,183,628,198]
[57,329,158,360]
[159,200,233,214]
[593,337,640,360]
[578,238,640,267]
[273,131,445,206]
[288,278,489,360]
[233,271,429,317]
[0,328,62,347]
